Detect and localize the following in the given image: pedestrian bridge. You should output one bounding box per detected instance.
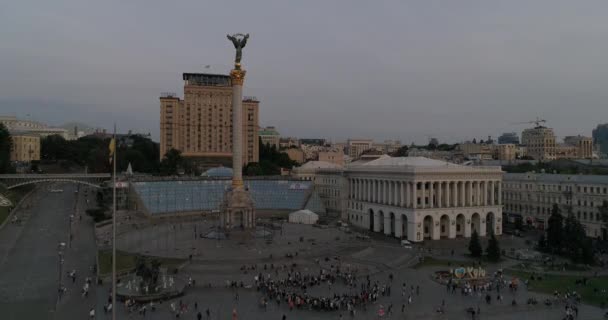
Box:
[0,173,112,189]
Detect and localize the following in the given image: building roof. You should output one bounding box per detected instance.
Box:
[354,156,461,168]
[132,179,326,215]
[299,161,343,170]
[504,172,608,184]
[182,73,231,86]
[346,156,503,174]
[201,166,233,178]
[259,130,280,136]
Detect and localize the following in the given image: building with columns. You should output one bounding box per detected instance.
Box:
[345,157,503,242]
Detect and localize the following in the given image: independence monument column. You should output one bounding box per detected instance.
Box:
[220,33,255,231]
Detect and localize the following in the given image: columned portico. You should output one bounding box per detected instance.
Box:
[343,157,503,242]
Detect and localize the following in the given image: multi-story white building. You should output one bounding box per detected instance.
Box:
[345,156,503,242]
[503,173,608,239]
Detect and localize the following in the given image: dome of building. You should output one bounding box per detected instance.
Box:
[201,166,233,177]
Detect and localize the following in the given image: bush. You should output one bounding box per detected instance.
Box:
[86,208,109,222]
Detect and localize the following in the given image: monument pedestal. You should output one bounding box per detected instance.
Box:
[220,188,255,230]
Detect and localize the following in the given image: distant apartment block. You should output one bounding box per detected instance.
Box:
[10,132,40,162]
[347,139,373,159]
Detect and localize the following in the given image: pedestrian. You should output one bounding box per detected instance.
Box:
[195,302,198,310]
[206,308,210,319]
[282,314,286,320]
[197,311,202,320]
[401,304,405,313]
[89,307,95,319]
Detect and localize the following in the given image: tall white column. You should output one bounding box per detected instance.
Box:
[230,69,245,188]
[371,180,376,203]
[400,182,404,207]
[385,180,389,204]
[498,182,502,205]
[430,181,434,208]
[490,180,495,205]
[405,182,410,208]
[445,181,452,208]
[421,181,426,209]
[477,181,482,206]
[483,181,488,206]
[468,181,473,207]
[412,182,417,208]
[460,182,465,207]
[437,181,442,208]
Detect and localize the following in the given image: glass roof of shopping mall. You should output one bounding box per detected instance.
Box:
[132,179,325,215]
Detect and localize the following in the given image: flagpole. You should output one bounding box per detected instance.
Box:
[112,124,117,320]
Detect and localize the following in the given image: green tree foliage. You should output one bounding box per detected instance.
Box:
[563,213,594,264]
[546,204,564,252]
[116,136,159,173]
[390,145,409,157]
[599,200,608,234]
[159,149,184,176]
[485,231,501,262]
[244,139,297,176]
[0,124,13,173]
[41,134,160,173]
[468,230,482,258]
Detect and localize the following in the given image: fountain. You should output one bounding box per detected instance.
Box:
[116,256,187,302]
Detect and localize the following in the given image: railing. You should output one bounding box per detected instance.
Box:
[0,173,111,178]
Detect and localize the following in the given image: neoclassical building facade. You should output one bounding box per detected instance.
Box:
[345,157,503,242]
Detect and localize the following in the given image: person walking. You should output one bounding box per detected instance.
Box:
[197,311,202,320]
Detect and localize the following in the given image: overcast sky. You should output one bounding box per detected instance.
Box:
[1,1,607,144]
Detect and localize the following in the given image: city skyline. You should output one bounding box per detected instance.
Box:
[2,1,608,143]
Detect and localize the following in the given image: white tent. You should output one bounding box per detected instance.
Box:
[288,209,319,225]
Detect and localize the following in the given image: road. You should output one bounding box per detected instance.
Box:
[0,183,97,319]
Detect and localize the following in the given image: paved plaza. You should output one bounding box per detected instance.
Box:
[0,185,605,319]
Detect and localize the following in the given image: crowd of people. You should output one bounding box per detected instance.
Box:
[253,261,402,315]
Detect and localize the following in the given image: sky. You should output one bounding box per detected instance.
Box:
[1,0,608,144]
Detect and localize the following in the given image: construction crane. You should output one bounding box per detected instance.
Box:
[511,117,547,128]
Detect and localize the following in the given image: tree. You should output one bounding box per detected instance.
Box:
[468,230,482,258]
[563,213,594,264]
[486,231,501,262]
[0,124,13,173]
[390,145,409,157]
[159,149,184,176]
[246,138,298,176]
[546,204,564,252]
[600,200,608,239]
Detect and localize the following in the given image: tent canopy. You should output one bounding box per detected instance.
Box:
[288,209,319,225]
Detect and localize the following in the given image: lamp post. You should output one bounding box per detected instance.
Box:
[57,242,66,299]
